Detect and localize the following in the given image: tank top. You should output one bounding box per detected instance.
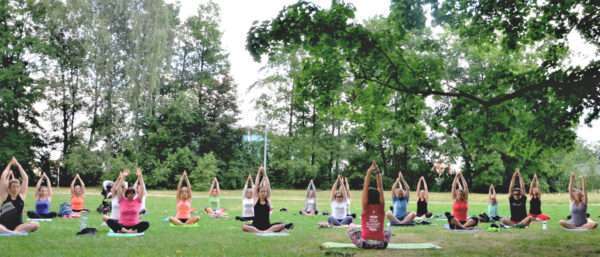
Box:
[452,200,468,222]
[71,195,84,211]
[392,196,408,218]
[252,200,271,230]
[242,198,254,217]
[119,196,141,227]
[488,202,498,217]
[305,198,316,212]
[0,195,24,230]
[176,199,192,219]
[110,197,120,220]
[416,198,428,216]
[361,204,385,241]
[509,196,527,221]
[35,198,51,215]
[208,196,220,210]
[529,197,542,215]
[570,202,587,227]
[331,200,348,219]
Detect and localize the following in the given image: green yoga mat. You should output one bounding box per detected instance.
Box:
[169,223,200,228]
[107,231,144,237]
[255,232,289,237]
[0,232,28,237]
[321,242,441,250]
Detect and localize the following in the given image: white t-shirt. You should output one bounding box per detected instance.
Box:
[331,200,348,220]
[110,197,120,220]
[242,198,254,217]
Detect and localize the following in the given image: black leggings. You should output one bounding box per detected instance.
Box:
[27,211,57,219]
[106,219,150,233]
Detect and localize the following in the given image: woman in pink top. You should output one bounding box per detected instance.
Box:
[169,171,199,225]
[106,168,149,233]
[347,161,390,249]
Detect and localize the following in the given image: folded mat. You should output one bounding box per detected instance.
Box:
[255,232,289,237]
[320,242,441,250]
[561,227,592,232]
[28,218,53,222]
[169,223,199,228]
[443,224,481,232]
[107,231,144,237]
[0,232,28,237]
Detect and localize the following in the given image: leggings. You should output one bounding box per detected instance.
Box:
[27,211,57,219]
[328,216,353,226]
[347,227,391,249]
[106,219,150,233]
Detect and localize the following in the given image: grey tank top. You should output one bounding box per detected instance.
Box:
[570,202,587,227]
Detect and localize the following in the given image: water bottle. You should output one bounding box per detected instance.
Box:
[542,221,547,230]
[80,210,89,230]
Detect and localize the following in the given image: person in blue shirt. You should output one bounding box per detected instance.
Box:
[386,171,416,225]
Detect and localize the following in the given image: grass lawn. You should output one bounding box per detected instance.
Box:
[1,188,599,257]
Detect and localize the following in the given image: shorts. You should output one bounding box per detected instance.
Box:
[347,227,391,249]
[528,213,550,221]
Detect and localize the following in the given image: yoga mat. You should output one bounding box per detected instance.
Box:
[28,218,53,222]
[169,223,200,228]
[107,231,144,237]
[255,232,289,237]
[443,224,481,232]
[561,227,592,232]
[0,232,28,237]
[320,242,441,250]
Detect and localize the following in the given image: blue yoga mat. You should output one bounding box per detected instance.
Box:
[0,232,28,237]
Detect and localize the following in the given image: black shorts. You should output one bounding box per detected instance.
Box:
[178,218,188,223]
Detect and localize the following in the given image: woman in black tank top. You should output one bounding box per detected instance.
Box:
[242,167,292,233]
[528,174,550,221]
[415,176,432,218]
[0,158,39,234]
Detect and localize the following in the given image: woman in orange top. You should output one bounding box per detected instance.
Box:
[445,172,478,230]
[169,171,199,225]
[70,174,86,212]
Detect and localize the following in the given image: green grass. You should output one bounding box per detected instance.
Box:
[1,188,599,257]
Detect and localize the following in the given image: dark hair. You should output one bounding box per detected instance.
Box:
[367,187,380,204]
[125,187,136,197]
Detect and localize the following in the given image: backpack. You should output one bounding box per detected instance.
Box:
[59,202,72,217]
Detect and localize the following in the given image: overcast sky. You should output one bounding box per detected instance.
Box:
[174,0,600,144]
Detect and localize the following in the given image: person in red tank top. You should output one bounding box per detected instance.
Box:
[347,161,390,249]
[445,172,478,230]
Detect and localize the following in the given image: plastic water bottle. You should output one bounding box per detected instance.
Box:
[80,210,89,230]
[542,221,547,230]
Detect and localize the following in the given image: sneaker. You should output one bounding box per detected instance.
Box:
[284,223,294,230]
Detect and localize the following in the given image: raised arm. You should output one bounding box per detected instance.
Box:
[362,161,376,207]
[215,178,221,194]
[14,159,28,198]
[568,173,575,201]
[331,176,340,200]
[581,176,587,204]
[176,171,185,199]
[529,174,538,196]
[399,172,410,198]
[376,167,384,204]
[421,176,429,200]
[489,184,496,200]
[112,170,127,196]
[0,159,14,202]
[459,173,468,194]
[34,174,44,198]
[508,169,518,198]
[253,167,263,201]
[135,168,146,199]
[451,173,460,200]
[44,173,53,197]
[518,172,525,194]
[70,174,78,195]
[342,177,351,198]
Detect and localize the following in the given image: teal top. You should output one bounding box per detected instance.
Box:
[488,202,498,217]
[208,196,220,210]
